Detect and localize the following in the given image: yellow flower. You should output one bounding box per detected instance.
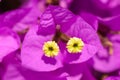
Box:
[43,41,59,57]
[66,37,84,53]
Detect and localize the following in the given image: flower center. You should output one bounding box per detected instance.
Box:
[66,37,84,53]
[73,43,78,47]
[48,47,54,51]
[52,25,70,42]
[43,41,59,57]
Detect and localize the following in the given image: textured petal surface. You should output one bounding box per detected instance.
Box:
[37,5,75,35]
[80,12,98,31]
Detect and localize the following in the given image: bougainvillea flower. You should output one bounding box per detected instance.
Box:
[21,5,100,72]
[93,34,120,72]
[88,15,120,72]
[0,27,20,62]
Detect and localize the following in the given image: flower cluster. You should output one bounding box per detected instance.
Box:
[0,0,120,80]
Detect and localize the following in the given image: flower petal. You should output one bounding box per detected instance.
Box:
[37,5,75,35]
[99,15,120,31]
[62,17,99,63]
[21,26,63,71]
[0,8,31,28]
[93,34,120,72]
[0,27,20,62]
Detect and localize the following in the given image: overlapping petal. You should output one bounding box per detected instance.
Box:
[0,27,20,62]
[93,34,120,72]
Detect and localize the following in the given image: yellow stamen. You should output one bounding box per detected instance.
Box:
[66,37,84,53]
[43,41,59,57]
[104,40,113,55]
